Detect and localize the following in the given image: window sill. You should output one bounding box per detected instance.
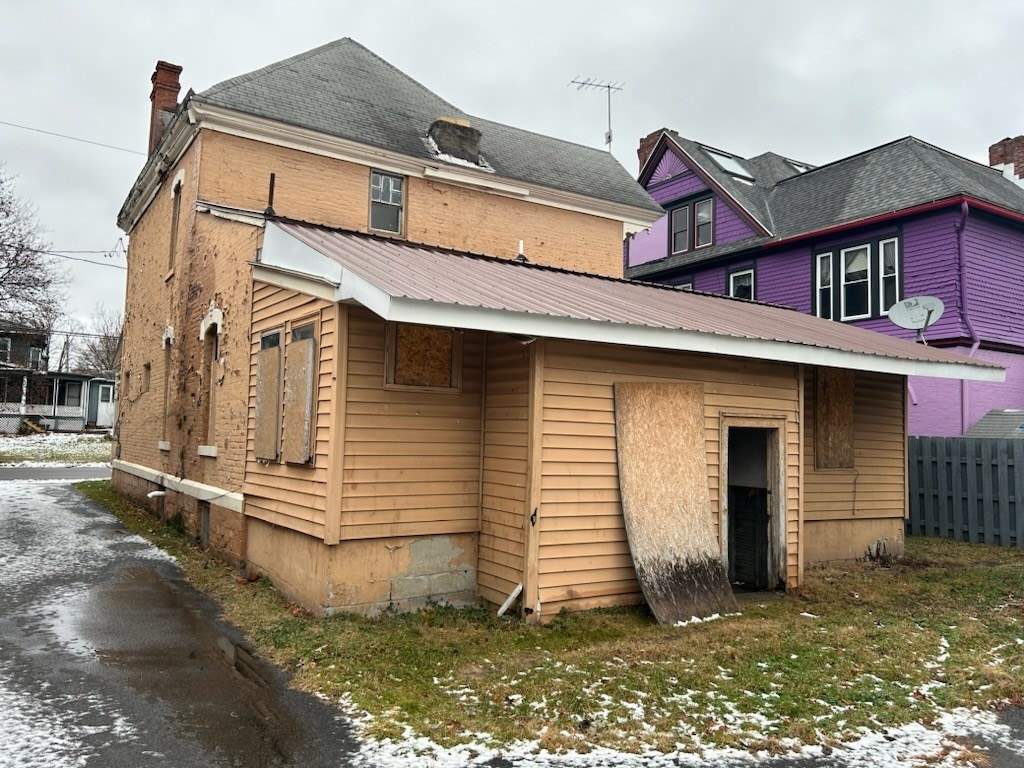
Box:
[198,445,218,458]
[158,440,170,452]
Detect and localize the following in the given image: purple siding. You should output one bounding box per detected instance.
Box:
[648,170,708,206]
[964,214,1024,347]
[715,201,757,244]
[908,347,1024,436]
[694,266,725,293]
[756,247,811,311]
[627,217,668,268]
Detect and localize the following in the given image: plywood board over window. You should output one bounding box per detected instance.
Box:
[385,322,463,392]
[815,368,855,469]
[254,341,281,461]
[283,333,315,464]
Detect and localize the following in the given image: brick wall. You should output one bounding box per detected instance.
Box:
[117,124,630,556]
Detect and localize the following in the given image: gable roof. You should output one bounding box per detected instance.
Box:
[256,219,1002,382]
[193,38,659,214]
[631,132,1024,277]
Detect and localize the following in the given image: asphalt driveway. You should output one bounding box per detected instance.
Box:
[0,481,360,767]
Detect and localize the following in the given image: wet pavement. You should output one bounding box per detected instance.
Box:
[0,465,111,481]
[0,481,361,767]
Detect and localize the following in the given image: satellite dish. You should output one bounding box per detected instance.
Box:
[888,296,944,344]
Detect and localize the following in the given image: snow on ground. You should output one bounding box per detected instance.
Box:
[0,431,112,467]
[347,707,1022,767]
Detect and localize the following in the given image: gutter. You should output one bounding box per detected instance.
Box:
[957,200,981,434]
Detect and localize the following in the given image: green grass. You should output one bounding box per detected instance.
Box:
[0,433,111,463]
[76,479,1024,754]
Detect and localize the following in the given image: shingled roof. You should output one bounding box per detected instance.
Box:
[630,133,1024,276]
[193,38,659,213]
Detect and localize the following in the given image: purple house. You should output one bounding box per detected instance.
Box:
[625,129,1024,437]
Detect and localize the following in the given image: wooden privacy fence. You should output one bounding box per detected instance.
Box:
[907,437,1021,546]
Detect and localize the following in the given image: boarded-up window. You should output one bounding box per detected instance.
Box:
[253,331,281,461]
[282,326,315,464]
[385,323,462,391]
[815,368,855,469]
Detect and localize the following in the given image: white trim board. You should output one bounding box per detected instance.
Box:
[112,459,243,512]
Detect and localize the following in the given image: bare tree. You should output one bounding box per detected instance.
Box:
[74,304,122,376]
[0,168,64,322]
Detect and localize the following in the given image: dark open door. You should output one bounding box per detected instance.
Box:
[727,427,772,590]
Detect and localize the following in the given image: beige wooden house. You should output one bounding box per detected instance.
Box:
[236,219,1000,620]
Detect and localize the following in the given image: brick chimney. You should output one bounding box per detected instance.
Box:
[637,128,677,173]
[989,136,1024,179]
[149,61,183,155]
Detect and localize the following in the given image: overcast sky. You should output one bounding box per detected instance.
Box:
[2,0,1023,339]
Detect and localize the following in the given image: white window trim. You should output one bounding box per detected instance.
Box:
[815,252,833,319]
[729,268,754,300]
[840,244,872,321]
[878,237,900,316]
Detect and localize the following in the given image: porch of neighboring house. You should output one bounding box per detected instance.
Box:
[0,372,113,434]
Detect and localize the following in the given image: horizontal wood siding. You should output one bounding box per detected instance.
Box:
[647,169,708,206]
[715,200,757,246]
[536,340,801,618]
[804,369,906,523]
[341,308,482,540]
[478,335,529,605]
[245,282,335,538]
[964,213,1024,347]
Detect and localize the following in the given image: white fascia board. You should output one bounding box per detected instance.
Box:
[254,225,392,314]
[260,222,345,283]
[251,263,337,302]
[191,102,662,228]
[380,297,1004,382]
[112,459,243,512]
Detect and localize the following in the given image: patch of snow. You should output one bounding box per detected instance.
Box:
[674,612,740,628]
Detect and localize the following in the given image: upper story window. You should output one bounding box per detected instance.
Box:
[670,197,714,255]
[29,347,43,370]
[0,338,10,363]
[815,235,900,322]
[729,268,754,300]
[370,170,404,234]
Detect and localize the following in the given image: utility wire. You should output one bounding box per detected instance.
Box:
[0,119,146,156]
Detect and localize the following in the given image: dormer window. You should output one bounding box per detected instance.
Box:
[670,197,714,254]
[370,170,404,234]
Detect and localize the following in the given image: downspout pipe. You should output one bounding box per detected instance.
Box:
[958,201,981,434]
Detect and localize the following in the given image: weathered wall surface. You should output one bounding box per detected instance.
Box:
[802,369,907,562]
[534,340,802,619]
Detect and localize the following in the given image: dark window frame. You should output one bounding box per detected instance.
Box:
[811,231,902,323]
[668,195,715,255]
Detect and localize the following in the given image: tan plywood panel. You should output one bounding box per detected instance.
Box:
[254,346,281,461]
[613,382,737,625]
[283,337,315,464]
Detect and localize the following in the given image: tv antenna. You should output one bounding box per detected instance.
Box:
[569,77,623,153]
[887,295,945,344]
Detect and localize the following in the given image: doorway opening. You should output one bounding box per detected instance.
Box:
[725,425,785,592]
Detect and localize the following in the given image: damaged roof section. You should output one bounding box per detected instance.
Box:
[256,220,1004,383]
